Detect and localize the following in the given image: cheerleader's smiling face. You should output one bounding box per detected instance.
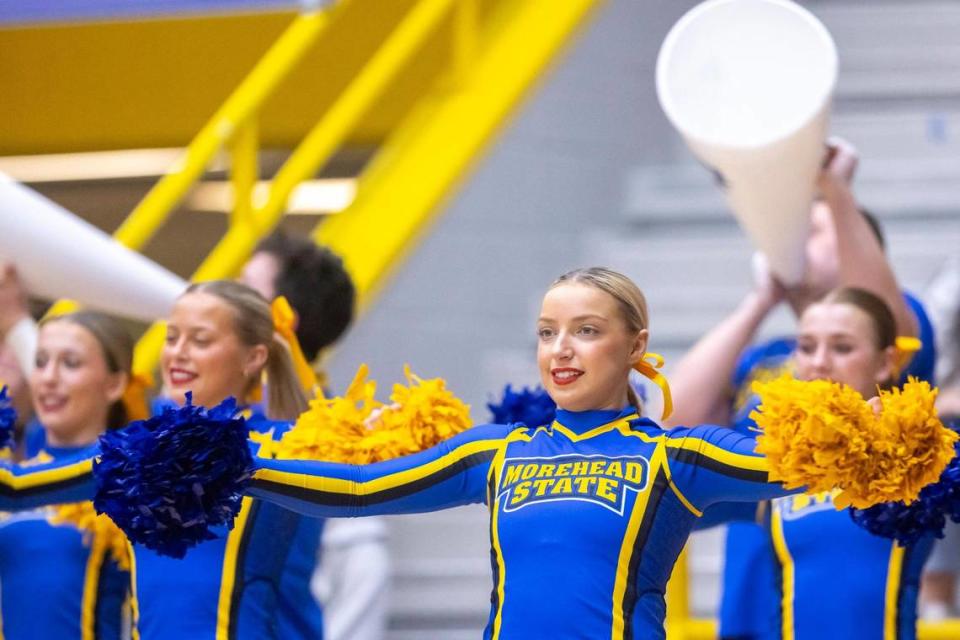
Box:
[537,283,647,412]
[162,291,267,409]
[795,301,894,398]
[31,320,125,446]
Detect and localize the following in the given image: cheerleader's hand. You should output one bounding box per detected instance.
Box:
[751,252,786,310]
[0,264,28,337]
[819,137,859,189]
[867,396,883,415]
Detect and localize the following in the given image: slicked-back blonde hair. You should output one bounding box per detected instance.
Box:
[551,267,649,412]
[184,281,307,421]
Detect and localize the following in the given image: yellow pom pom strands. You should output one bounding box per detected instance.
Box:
[270,364,472,464]
[873,379,958,506]
[51,503,131,571]
[752,376,958,509]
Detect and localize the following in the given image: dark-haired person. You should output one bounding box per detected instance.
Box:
[242,231,355,363]
[0,311,133,639]
[666,139,936,640]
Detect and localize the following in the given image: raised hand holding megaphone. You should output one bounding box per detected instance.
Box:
[0,172,186,323]
[656,0,838,285]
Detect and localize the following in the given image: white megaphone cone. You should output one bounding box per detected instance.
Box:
[657,0,837,284]
[0,172,186,322]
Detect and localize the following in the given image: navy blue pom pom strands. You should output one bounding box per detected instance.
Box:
[93,393,254,558]
[487,384,556,427]
[0,386,16,452]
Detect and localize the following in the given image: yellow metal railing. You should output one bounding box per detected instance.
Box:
[665,549,960,640]
[112,11,330,252]
[121,0,605,375]
[122,0,463,374]
[310,0,605,310]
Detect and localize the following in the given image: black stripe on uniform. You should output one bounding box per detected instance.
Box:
[250,449,496,508]
[666,447,768,483]
[893,542,916,640]
[487,472,502,629]
[622,470,669,640]
[227,499,260,640]
[0,472,92,499]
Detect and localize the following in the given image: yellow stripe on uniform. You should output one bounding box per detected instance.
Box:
[662,437,769,473]
[253,438,502,497]
[0,458,92,490]
[489,480,507,640]
[770,505,796,640]
[617,425,702,517]
[551,414,638,443]
[884,544,906,640]
[216,497,254,640]
[128,540,140,640]
[610,445,666,639]
[487,429,531,640]
[80,539,108,640]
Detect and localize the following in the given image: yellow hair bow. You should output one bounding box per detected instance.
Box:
[271,296,319,392]
[122,371,153,422]
[633,352,673,421]
[892,336,922,379]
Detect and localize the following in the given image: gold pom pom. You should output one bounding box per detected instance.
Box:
[271,364,472,464]
[51,502,131,571]
[752,376,958,509]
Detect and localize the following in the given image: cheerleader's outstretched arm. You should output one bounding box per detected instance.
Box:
[248,423,514,518]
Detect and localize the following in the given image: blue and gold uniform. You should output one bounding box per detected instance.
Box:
[128,411,324,640]
[708,491,934,640]
[249,407,794,639]
[768,492,932,640]
[0,446,128,640]
[0,414,324,640]
[719,292,936,639]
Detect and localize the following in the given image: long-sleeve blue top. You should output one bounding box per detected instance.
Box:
[707,492,934,640]
[0,446,128,640]
[248,407,795,639]
[767,492,932,640]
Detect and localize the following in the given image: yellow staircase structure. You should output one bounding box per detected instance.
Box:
[37,0,607,373]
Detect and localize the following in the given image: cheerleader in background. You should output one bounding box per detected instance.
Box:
[701,287,936,640]
[0,311,132,639]
[665,138,936,640]
[128,280,322,639]
[0,278,321,639]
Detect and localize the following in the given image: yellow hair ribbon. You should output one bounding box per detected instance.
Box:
[633,352,673,421]
[52,502,131,571]
[271,296,319,392]
[892,336,922,379]
[121,371,153,422]
[42,299,81,320]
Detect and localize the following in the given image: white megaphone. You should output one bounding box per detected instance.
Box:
[0,172,187,322]
[656,0,837,284]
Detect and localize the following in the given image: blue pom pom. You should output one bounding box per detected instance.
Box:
[93,393,254,559]
[487,384,556,428]
[0,386,15,450]
[850,431,960,545]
